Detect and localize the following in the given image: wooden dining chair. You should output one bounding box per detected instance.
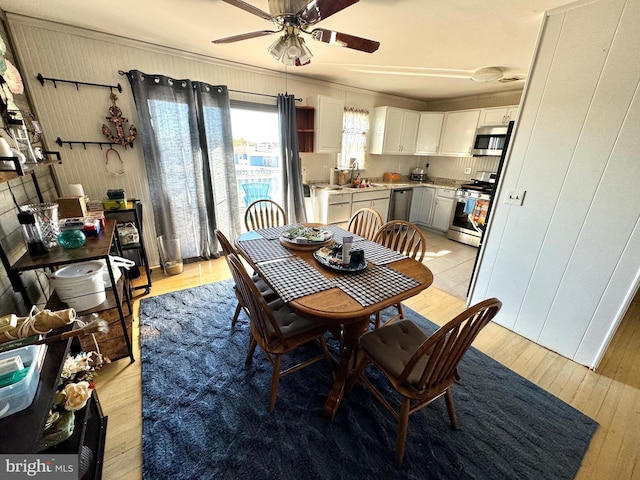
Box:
[227,252,332,412]
[347,207,383,241]
[372,220,427,327]
[244,199,287,231]
[214,229,276,326]
[348,298,502,466]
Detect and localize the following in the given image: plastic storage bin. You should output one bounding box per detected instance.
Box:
[0,345,46,419]
[48,261,107,311]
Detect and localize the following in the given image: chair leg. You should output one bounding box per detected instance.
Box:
[395,397,411,467]
[374,311,382,329]
[269,354,282,412]
[245,336,257,365]
[444,388,458,429]
[232,302,242,327]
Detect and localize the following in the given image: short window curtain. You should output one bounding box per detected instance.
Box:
[338,107,370,169]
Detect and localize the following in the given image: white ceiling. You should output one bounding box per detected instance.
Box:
[0,0,574,101]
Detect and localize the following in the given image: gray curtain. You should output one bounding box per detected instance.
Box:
[277,94,306,223]
[126,70,240,261]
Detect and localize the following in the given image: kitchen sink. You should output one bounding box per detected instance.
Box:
[370,182,412,188]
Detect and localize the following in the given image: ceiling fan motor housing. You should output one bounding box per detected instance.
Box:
[269,0,310,17]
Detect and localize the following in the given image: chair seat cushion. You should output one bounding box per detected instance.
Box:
[360,320,429,386]
[252,274,276,301]
[267,298,324,339]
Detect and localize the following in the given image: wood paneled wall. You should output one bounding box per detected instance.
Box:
[471,0,640,368]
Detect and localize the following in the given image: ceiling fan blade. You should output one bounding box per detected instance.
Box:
[298,0,360,26]
[220,0,273,21]
[310,29,380,53]
[212,30,278,44]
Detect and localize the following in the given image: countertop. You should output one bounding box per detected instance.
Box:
[309,178,461,194]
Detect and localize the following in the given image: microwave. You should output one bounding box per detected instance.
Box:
[472,126,508,156]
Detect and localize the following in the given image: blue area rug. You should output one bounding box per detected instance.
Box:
[139,280,598,480]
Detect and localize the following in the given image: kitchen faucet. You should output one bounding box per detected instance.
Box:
[349,160,359,184]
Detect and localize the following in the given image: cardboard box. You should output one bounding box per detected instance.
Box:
[57,196,87,219]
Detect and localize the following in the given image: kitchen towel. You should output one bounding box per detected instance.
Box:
[464,197,477,214]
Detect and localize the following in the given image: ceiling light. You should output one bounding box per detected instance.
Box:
[470,67,504,83]
[266,30,313,66]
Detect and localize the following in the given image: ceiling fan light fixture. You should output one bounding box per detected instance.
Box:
[267,31,312,66]
[297,36,313,64]
[268,35,288,61]
[470,67,504,83]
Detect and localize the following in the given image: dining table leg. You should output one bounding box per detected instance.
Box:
[323,316,370,419]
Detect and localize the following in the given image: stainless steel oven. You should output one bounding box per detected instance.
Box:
[447,182,494,247]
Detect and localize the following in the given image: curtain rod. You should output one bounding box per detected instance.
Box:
[118,70,301,101]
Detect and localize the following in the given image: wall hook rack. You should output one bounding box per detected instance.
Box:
[55,137,129,150]
[37,73,123,93]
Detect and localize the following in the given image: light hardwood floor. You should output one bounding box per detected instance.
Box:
[95,259,640,479]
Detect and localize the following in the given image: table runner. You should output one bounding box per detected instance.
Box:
[324,225,365,243]
[331,263,420,307]
[253,226,289,240]
[355,239,408,265]
[236,237,294,264]
[257,257,335,303]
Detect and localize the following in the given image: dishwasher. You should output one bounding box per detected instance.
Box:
[389,188,413,221]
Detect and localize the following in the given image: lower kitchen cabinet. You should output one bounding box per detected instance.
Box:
[410,187,435,226]
[351,189,391,222]
[410,186,455,232]
[432,188,456,232]
[312,189,352,226]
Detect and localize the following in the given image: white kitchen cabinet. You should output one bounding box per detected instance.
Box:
[409,186,454,231]
[431,188,456,232]
[415,112,444,155]
[351,189,391,222]
[478,105,519,127]
[409,186,435,227]
[438,109,480,156]
[312,189,352,225]
[309,95,344,153]
[369,106,419,155]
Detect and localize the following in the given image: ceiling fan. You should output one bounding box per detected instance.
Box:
[212,0,380,66]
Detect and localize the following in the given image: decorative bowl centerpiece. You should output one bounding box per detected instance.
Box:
[280,225,334,251]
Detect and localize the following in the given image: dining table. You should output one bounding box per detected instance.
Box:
[235,224,433,419]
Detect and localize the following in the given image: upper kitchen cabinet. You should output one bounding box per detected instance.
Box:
[309,95,344,153]
[477,105,519,127]
[438,109,480,156]
[415,112,444,155]
[295,106,314,153]
[369,106,419,155]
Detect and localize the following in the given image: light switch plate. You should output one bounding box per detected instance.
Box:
[505,189,526,205]
[464,167,472,174]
